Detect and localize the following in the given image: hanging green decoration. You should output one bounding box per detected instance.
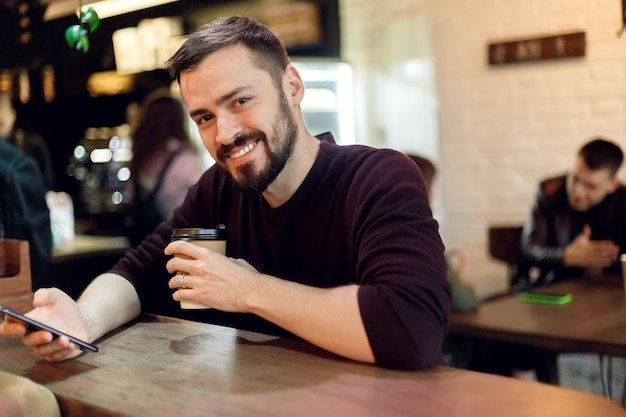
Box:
[65,0,100,53]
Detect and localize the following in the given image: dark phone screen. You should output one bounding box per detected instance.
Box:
[0,306,98,352]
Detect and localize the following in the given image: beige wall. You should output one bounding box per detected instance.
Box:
[340,0,626,297]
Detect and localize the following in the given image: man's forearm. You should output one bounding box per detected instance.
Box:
[244,277,375,364]
[76,273,141,343]
[520,212,564,267]
[522,242,565,267]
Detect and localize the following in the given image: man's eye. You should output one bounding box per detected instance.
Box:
[234,97,250,107]
[197,115,213,124]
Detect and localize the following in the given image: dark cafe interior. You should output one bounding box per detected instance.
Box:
[1,0,626,416]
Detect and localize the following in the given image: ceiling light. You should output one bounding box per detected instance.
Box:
[43,0,178,21]
[82,0,178,19]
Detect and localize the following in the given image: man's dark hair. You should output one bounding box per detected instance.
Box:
[407,154,436,193]
[166,16,290,89]
[579,138,624,176]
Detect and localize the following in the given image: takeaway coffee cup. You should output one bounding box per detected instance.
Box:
[171,226,227,309]
[621,254,626,291]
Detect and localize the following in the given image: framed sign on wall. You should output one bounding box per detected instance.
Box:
[487,31,585,66]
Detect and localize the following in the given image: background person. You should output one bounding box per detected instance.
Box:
[407,154,481,370]
[0,138,52,289]
[0,91,55,190]
[520,138,625,285]
[407,154,555,380]
[406,154,479,313]
[127,91,204,246]
[1,16,450,370]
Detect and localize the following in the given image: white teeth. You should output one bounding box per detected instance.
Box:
[229,142,256,159]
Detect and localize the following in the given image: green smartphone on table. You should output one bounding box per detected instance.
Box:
[517,291,573,305]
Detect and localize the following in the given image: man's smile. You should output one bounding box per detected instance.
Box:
[229,140,258,159]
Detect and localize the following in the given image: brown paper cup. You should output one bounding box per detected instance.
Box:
[171,227,226,309]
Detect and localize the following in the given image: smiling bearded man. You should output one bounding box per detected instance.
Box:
[216,89,298,194]
[1,17,451,372]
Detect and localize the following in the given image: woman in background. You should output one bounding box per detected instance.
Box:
[407,154,479,313]
[408,154,479,369]
[408,154,550,381]
[128,92,204,246]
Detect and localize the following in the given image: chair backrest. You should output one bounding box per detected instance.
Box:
[488,226,523,264]
[488,225,527,291]
[0,239,32,297]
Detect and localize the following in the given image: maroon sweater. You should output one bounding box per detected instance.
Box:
[111,133,451,369]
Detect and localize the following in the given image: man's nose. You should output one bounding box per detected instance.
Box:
[572,181,586,197]
[215,114,241,145]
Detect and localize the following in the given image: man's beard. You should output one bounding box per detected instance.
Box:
[218,92,298,194]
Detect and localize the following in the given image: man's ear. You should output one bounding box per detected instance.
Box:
[609,175,620,193]
[283,64,305,105]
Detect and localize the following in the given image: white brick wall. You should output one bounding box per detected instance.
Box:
[340,0,626,297]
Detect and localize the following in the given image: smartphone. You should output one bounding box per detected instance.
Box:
[0,306,98,352]
[517,292,573,305]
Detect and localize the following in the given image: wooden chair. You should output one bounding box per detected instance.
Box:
[487,225,529,292]
[0,239,32,297]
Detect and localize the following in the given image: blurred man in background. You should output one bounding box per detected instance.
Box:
[521,138,625,284]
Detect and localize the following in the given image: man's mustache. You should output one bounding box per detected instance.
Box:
[218,132,265,160]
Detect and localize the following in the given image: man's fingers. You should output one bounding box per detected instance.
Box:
[41,345,81,363]
[0,321,27,336]
[22,329,55,347]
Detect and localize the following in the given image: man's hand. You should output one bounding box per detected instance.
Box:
[0,288,87,362]
[165,240,262,312]
[562,225,619,268]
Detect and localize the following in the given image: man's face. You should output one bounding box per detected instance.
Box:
[0,104,15,139]
[180,44,298,194]
[566,157,618,211]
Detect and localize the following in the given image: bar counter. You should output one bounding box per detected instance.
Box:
[51,235,130,263]
[47,235,130,298]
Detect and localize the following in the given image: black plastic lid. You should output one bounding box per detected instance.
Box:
[171,225,226,240]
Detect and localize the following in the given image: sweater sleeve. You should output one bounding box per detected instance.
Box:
[349,150,451,369]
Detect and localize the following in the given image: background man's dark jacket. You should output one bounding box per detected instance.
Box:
[0,139,52,288]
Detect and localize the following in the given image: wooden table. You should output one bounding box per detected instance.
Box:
[1,296,624,417]
[450,277,626,356]
[449,277,626,399]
